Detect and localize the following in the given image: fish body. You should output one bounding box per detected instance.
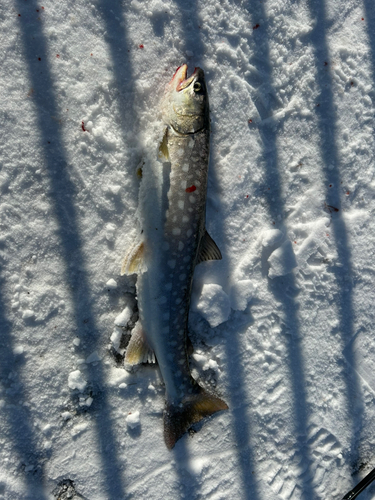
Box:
[122,65,227,449]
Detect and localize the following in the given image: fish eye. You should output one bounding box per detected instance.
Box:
[193,82,202,92]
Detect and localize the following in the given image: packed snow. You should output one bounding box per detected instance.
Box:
[1,0,375,498]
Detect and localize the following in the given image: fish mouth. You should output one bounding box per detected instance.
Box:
[171,64,199,91]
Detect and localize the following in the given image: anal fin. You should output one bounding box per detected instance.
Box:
[197,230,222,264]
[125,322,155,365]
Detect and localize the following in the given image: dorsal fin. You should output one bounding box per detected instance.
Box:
[197,230,222,264]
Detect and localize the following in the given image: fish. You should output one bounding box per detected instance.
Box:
[121,64,228,449]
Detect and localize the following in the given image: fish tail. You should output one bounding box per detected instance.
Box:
[163,387,228,449]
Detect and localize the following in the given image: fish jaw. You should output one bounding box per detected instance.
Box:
[161,64,209,134]
[169,64,188,88]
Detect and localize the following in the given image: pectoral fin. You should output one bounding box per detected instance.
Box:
[125,322,155,365]
[197,230,222,264]
[158,128,170,161]
[121,236,145,276]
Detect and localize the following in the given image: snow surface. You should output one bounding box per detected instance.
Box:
[1,0,375,499]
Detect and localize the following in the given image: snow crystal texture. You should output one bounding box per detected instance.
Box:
[1,0,375,499]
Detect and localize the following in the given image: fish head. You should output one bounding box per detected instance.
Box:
[161,64,209,134]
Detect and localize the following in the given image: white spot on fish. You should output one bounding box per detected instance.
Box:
[179,274,186,281]
[168,260,176,269]
[182,164,189,172]
[175,298,182,304]
[178,200,184,210]
[187,229,193,237]
[189,195,196,203]
[182,216,189,223]
[189,139,194,148]
[178,148,184,156]
[165,282,172,291]
[183,256,190,262]
[195,180,201,187]
[162,326,169,333]
[178,241,184,251]
[163,312,170,320]
[158,296,167,305]
[162,242,170,250]
[172,227,181,235]
[181,180,187,190]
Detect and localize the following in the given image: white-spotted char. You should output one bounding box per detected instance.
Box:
[122,64,227,449]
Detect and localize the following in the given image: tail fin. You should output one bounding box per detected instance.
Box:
[163,387,228,449]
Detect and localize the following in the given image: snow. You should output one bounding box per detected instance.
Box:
[114,305,133,326]
[85,351,102,364]
[1,0,375,499]
[268,239,298,278]
[105,278,118,289]
[262,229,284,248]
[126,411,141,430]
[194,283,231,327]
[230,279,255,311]
[67,371,87,392]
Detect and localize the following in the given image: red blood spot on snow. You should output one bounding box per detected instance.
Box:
[350,81,354,86]
[253,24,260,30]
[91,53,93,56]
[294,241,297,244]
[326,233,329,236]
[56,54,60,58]
[362,17,364,20]
[324,61,328,66]
[38,57,41,61]
[329,184,332,187]
[185,185,196,193]
[18,13,21,16]
[346,191,350,195]
[36,9,39,12]
[326,204,339,212]
[139,44,144,49]
[248,119,253,123]
[246,195,249,198]
[81,121,87,132]
[42,6,44,9]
